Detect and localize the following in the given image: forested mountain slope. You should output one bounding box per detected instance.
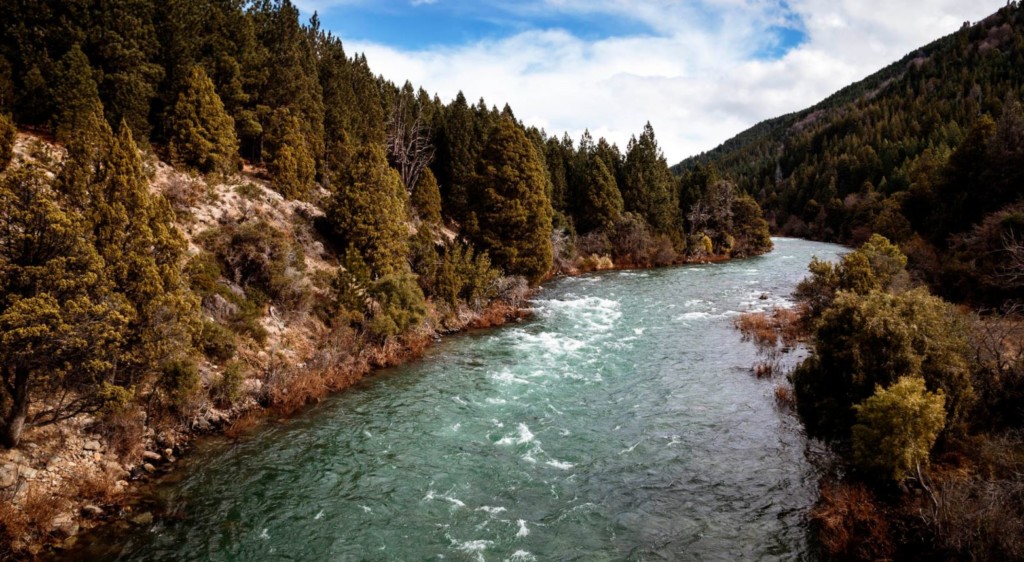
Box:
[677,3,1024,305]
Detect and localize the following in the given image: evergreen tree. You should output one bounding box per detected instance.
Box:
[0,112,14,171]
[434,91,475,223]
[579,157,624,232]
[0,165,128,447]
[412,168,442,224]
[51,45,103,143]
[852,377,946,482]
[168,65,239,174]
[467,117,553,284]
[251,0,324,168]
[92,123,199,391]
[265,108,315,198]
[327,143,411,278]
[88,0,165,140]
[622,123,679,234]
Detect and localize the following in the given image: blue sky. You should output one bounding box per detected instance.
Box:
[311,1,806,59]
[298,0,1006,161]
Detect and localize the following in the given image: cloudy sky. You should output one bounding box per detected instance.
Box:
[296,0,1006,163]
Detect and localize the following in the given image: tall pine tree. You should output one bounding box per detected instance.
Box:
[467,117,553,284]
[168,65,239,174]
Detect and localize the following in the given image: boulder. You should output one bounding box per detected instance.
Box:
[142,463,157,474]
[83,440,102,452]
[142,451,162,462]
[0,466,16,488]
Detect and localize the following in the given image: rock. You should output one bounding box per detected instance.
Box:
[156,431,176,449]
[3,449,26,464]
[103,461,128,478]
[83,440,102,452]
[130,512,154,526]
[142,451,162,461]
[0,467,16,488]
[20,466,38,479]
[94,452,103,462]
[202,294,240,321]
[163,448,173,459]
[82,505,104,518]
[51,513,79,536]
[142,463,157,474]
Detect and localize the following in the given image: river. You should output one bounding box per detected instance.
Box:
[66,238,845,561]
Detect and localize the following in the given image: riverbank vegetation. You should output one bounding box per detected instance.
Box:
[740,235,1024,560]
[702,8,1024,556]
[0,0,773,556]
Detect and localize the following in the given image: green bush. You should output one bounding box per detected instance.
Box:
[852,377,946,482]
[367,273,427,339]
[794,288,973,442]
[198,319,237,362]
[211,361,246,406]
[160,360,201,409]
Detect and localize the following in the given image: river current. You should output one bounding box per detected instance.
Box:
[69,238,844,561]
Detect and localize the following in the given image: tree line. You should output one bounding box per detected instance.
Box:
[0,0,773,449]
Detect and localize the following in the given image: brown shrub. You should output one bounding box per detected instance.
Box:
[774,385,796,410]
[224,410,261,440]
[811,481,893,560]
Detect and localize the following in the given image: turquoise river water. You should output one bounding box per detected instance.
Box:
[67,238,845,561]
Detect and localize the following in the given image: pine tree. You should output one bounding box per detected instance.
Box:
[167,66,239,174]
[51,45,103,143]
[92,122,198,390]
[327,143,411,278]
[265,108,315,198]
[579,157,624,232]
[0,112,14,171]
[622,122,679,234]
[467,117,553,284]
[412,168,442,224]
[434,91,475,223]
[87,0,165,140]
[0,165,128,447]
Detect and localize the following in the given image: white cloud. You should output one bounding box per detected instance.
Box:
[335,0,1005,162]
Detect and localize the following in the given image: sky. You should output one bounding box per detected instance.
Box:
[296,0,1008,163]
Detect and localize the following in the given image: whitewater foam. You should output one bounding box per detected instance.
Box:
[497,423,535,446]
[516,519,530,537]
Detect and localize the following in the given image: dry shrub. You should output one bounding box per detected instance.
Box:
[0,486,72,557]
[162,174,205,212]
[575,254,614,273]
[774,385,796,410]
[224,410,261,440]
[737,312,778,348]
[920,433,1024,561]
[811,481,893,560]
[66,466,120,505]
[98,407,146,461]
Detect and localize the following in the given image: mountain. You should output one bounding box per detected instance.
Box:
[675,3,1024,305]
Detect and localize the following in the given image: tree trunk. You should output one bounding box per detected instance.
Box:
[0,367,30,449]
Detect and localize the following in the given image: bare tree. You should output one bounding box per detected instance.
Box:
[386,94,435,193]
[1000,231,1024,288]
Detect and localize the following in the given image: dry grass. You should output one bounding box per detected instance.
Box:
[774,385,796,410]
[811,481,893,560]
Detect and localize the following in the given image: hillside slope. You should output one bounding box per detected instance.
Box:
[676,3,1024,304]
